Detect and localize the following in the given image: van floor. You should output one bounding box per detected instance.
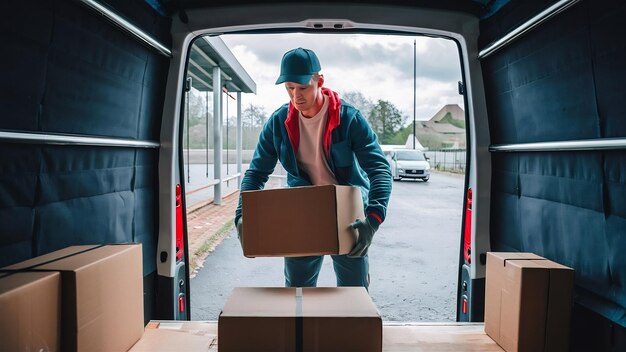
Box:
[130,321,503,351]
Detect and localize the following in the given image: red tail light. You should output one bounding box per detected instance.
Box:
[179,294,185,313]
[175,184,184,261]
[463,188,472,264]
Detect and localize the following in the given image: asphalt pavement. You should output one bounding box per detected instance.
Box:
[190,171,465,322]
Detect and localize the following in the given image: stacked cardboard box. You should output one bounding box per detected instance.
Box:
[241,185,365,257]
[484,252,574,352]
[0,271,61,351]
[0,244,144,352]
[223,186,381,350]
[218,287,382,352]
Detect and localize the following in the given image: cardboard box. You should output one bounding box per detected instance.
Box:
[3,244,144,352]
[241,185,365,257]
[128,321,218,351]
[218,287,382,352]
[484,252,574,352]
[0,271,61,352]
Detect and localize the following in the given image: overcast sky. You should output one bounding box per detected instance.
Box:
[219,33,464,123]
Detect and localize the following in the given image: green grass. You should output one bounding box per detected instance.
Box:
[194,219,234,258]
[190,218,235,274]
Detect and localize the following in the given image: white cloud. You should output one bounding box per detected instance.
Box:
[220,33,464,122]
[344,35,429,54]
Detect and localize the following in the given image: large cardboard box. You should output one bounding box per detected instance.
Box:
[218,287,382,352]
[0,271,61,352]
[3,244,144,352]
[484,252,574,352]
[241,185,365,257]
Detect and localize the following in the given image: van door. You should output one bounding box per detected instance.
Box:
[475,0,626,348]
[0,0,175,322]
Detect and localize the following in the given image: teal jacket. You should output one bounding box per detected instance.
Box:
[235,88,392,226]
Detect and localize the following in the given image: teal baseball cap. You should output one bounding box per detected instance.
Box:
[275,47,321,85]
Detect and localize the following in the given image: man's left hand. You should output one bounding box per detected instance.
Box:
[348,217,379,258]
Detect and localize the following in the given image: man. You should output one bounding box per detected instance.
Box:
[235,47,392,289]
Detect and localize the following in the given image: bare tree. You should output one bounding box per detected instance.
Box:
[242,104,268,128]
[341,91,374,118]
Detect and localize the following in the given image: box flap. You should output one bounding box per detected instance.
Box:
[532,259,574,271]
[220,287,296,317]
[334,186,364,255]
[487,252,544,263]
[0,272,59,293]
[302,287,379,317]
[2,245,99,270]
[505,259,551,270]
[33,245,138,271]
[129,328,216,351]
[218,288,296,351]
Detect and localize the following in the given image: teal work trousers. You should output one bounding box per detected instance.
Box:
[284,254,369,288]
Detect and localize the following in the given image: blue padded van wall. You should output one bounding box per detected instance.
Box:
[480,0,626,347]
[0,0,171,321]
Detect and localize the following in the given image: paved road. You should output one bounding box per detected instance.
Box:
[190,171,464,322]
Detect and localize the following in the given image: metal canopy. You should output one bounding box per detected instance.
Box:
[188,36,256,94]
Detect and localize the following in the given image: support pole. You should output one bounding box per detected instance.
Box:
[413,39,416,150]
[213,67,222,205]
[237,92,242,187]
[206,91,209,178]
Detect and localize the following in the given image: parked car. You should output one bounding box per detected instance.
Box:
[387,149,431,182]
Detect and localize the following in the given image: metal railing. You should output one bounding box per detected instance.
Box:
[489,138,626,152]
[0,130,159,148]
[77,0,172,57]
[182,159,288,208]
[478,0,580,59]
[185,173,241,196]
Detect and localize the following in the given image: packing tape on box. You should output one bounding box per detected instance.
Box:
[295,287,303,352]
[0,243,141,277]
[0,245,106,277]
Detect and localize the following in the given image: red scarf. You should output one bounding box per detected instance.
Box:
[284,87,341,157]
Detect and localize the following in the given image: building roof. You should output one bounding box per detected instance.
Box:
[422,121,466,134]
[429,104,465,122]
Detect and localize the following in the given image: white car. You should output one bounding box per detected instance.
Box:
[386,149,431,182]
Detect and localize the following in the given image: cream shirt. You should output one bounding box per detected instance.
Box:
[297,95,338,185]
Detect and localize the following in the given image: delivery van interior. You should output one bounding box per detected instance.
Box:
[1,0,624,351]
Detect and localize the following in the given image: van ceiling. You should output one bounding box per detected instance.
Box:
[145,0,511,19]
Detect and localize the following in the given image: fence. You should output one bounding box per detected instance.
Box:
[182,151,288,208]
[424,149,466,173]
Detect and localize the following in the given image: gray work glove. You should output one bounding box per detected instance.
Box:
[236,218,243,245]
[348,217,380,258]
